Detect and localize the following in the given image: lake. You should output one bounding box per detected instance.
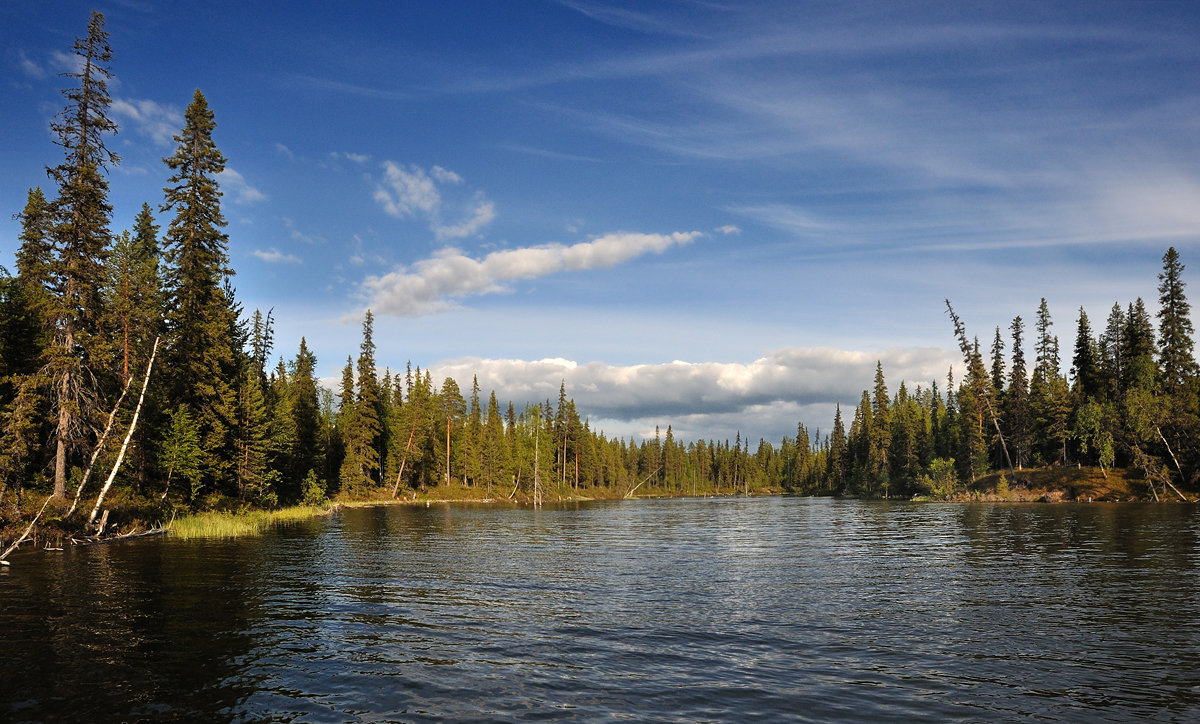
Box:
[2,497,1199,721]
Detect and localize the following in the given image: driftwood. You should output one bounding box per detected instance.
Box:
[0,494,54,564]
[88,337,158,528]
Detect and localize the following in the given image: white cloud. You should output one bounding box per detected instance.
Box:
[436,198,496,240]
[110,97,183,147]
[373,161,496,240]
[362,230,701,316]
[218,167,267,204]
[274,143,295,160]
[431,166,463,184]
[330,151,370,164]
[374,162,440,217]
[426,345,956,440]
[253,248,302,264]
[715,224,741,235]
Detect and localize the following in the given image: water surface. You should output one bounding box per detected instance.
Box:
[2,497,1198,721]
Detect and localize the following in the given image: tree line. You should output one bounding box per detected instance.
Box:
[794,249,1200,500]
[2,14,1194,530]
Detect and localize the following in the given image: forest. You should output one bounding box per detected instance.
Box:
[2,14,1197,547]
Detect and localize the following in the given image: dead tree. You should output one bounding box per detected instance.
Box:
[87,337,158,529]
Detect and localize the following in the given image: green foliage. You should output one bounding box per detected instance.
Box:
[917,457,958,498]
[162,405,203,502]
[300,469,327,506]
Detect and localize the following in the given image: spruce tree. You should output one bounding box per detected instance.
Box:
[45,11,120,498]
[1004,316,1031,468]
[161,89,240,489]
[1071,307,1100,400]
[1157,247,1197,391]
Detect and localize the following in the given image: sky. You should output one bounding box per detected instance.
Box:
[3,1,1200,445]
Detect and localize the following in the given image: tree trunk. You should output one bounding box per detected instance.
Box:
[67,373,134,517]
[88,337,157,528]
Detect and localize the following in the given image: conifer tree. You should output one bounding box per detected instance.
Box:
[15,188,54,304]
[1122,299,1156,391]
[1071,307,1100,400]
[161,89,240,489]
[289,337,323,490]
[1157,247,1197,391]
[1098,303,1126,399]
[45,11,120,498]
[1004,316,1031,468]
[339,313,381,495]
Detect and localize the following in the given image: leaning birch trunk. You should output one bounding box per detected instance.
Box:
[88,337,158,529]
[66,373,134,517]
[1155,426,1191,502]
[391,424,416,498]
[1,494,54,563]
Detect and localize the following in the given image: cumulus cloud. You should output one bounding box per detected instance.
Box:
[425,346,956,441]
[253,248,302,264]
[362,230,701,316]
[218,167,267,204]
[373,161,495,240]
[374,162,440,217]
[110,97,183,147]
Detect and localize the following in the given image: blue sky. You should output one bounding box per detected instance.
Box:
[3,1,1200,444]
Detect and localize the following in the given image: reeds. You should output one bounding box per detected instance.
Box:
[169,504,329,540]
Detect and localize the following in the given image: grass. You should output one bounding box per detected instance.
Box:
[169,504,332,540]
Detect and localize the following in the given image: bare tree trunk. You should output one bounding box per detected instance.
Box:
[1155,426,1191,502]
[391,423,416,498]
[0,494,53,564]
[66,373,134,517]
[88,338,158,528]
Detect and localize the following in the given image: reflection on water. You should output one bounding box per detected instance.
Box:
[2,498,1199,721]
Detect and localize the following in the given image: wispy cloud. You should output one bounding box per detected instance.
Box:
[218,167,267,205]
[373,161,496,240]
[362,230,701,316]
[253,248,302,264]
[110,97,183,147]
[17,51,46,79]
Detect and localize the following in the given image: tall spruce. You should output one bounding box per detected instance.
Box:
[1005,316,1031,468]
[339,312,381,495]
[1071,307,1100,400]
[45,11,120,498]
[161,89,240,489]
[1157,247,1197,391]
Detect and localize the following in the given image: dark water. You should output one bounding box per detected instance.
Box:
[2,497,1199,722]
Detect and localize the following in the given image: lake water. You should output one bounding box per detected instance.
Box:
[2,497,1199,721]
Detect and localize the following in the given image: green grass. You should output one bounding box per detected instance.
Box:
[169,504,330,540]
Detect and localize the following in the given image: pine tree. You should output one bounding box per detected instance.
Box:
[1122,299,1156,391]
[1071,307,1100,400]
[1098,303,1125,399]
[1005,316,1031,468]
[161,89,240,490]
[45,11,120,498]
[1157,247,1197,391]
[339,312,382,495]
[15,188,54,304]
[289,337,324,491]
